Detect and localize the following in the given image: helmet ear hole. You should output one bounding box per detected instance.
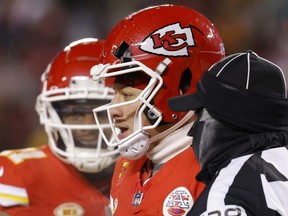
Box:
[179,68,192,95]
[144,105,159,125]
[114,41,133,63]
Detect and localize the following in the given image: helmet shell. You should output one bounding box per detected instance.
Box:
[102,4,225,122]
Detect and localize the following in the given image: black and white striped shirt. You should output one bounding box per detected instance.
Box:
[188,146,288,216]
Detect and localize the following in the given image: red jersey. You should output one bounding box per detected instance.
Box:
[0,146,110,216]
[110,147,205,216]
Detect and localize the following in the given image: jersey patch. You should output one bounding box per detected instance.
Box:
[53,202,84,216]
[163,186,193,216]
[132,192,143,206]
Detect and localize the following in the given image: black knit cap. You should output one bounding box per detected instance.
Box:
[168,50,288,132]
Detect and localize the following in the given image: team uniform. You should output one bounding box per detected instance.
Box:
[110,124,205,216]
[0,146,111,216]
[188,146,288,216]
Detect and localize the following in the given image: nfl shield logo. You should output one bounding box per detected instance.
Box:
[132,192,143,206]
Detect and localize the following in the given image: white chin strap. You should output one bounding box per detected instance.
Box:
[118,131,150,160]
[118,111,194,160]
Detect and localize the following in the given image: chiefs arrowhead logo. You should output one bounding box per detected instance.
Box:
[140,23,195,57]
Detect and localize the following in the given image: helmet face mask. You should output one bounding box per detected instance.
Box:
[92,61,164,160]
[36,38,119,173]
[52,99,108,148]
[91,5,225,159]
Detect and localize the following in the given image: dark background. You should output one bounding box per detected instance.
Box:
[0,0,287,150]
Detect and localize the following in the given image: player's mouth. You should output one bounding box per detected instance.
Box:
[115,125,129,139]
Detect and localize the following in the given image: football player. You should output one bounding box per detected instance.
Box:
[0,38,118,215]
[91,5,225,215]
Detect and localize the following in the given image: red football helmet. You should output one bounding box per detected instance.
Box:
[36,38,118,172]
[91,5,225,159]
